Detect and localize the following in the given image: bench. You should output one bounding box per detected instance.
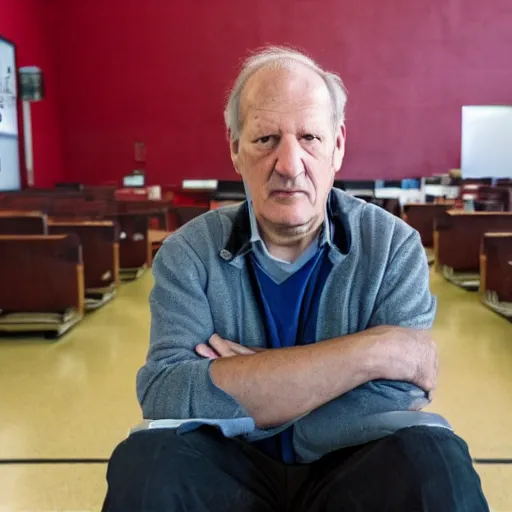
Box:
[48,220,120,310]
[0,211,48,235]
[0,234,84,338]
[434,211,512,289]
[480,232,512,320]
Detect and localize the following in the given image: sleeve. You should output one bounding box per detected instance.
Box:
[368,221,437,329]
[135,235,249,421]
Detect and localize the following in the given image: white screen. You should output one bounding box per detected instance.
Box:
[0,135,20,190]
[0,37,21,191]
[461,106,512,179]
[182,179,218,190]
[123,174,145,187]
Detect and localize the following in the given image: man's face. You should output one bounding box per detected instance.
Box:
[230,65,346,233]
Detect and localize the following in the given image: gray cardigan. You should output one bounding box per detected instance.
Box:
[136,189,450,463]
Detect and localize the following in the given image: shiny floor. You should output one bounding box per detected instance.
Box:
[0,269,511,511]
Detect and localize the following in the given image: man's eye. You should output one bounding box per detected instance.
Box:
[257,136,272,144]
[302,134,318,142]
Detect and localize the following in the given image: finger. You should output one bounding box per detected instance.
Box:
[226,342,257,355]
[209,336,237,357]
[209,335,258,357]
[209,334,226,344]
[195,344,219,359]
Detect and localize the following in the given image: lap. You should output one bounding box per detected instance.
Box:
[102,426,489,512]
[294,426,489,512]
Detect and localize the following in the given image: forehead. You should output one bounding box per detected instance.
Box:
[240,64,332,130]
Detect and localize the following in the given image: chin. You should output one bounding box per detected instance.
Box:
[268,208,315,229]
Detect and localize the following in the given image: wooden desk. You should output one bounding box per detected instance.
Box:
[480,231,512,318]
[149,229,173,258]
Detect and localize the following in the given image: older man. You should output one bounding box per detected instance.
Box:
[103,47,488,511]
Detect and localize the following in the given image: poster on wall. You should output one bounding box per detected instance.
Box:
[0,35,21,190]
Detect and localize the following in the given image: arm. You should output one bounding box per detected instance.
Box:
[209,326,435,429]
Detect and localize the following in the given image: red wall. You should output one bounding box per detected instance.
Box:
[50,0,512,186]
[1,0,65,187]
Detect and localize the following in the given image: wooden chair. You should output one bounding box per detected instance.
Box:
[402,203,452,264]
[110,213,151,280]
[48,220,120,310]
[174,205,209,226]
[434,211,512,289]
[0,234,84,338]
[49,197,109,220]
[116,200,172,230]
[149,229,174,258]
[403,204,452,247]
[0,211,48,235]
[0,194,51,213]
[474,186,511,212]
[480,233,512,320]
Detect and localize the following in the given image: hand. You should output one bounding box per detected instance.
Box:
[196,334,265,359]
[366,326,438,394]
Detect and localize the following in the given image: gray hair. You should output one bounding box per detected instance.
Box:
[224,46,348,142]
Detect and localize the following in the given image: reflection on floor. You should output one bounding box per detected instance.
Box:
[0,269,510,511]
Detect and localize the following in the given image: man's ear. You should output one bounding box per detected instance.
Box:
[229,134,241,175]
[332,124,346,173]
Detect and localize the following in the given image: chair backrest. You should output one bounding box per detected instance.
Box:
[48,220,119,289]
[434,211,512,272]
[0,211,48,235]
[212,181,246,201]
[402,203,452,247]
[0,234,83,313]
[481,233,512,302]
[110,213,150,269]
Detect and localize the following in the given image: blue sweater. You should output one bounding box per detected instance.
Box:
[251,249,333,463]
[135,189,451,463]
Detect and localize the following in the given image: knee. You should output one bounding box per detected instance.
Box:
[104,428,223,510]
[388,427,489,508]
[392,426,473,474]
[394,426,468,454]
[108,427,219,477]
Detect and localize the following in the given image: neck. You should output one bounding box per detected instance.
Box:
[258,215,324,263]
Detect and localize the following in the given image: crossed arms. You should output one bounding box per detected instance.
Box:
[197,328,437,429]
[136,229,437,430]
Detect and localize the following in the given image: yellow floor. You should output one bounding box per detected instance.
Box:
[0,269,511,511]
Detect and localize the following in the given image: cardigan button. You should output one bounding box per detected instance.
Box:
[220,249,233,260]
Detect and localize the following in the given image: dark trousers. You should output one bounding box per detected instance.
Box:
[102,426,489,512]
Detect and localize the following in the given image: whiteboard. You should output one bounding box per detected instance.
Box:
[461,106,512,179]
[0,36,21,191]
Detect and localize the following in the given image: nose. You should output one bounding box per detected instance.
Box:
[273,135,304,180]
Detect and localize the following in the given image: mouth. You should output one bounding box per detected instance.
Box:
[269,190,307,198]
